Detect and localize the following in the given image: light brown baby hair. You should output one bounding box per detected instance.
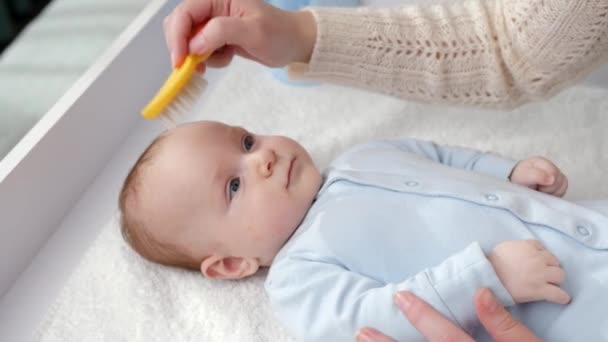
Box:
[119,132,201,271]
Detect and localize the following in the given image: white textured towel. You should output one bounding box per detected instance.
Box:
[35,57,608,341]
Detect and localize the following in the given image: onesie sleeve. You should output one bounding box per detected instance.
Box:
[288,0,608,109]
[265,242,514,341]
[387,138,518,180]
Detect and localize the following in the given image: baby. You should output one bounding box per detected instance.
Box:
[119,120,608,341]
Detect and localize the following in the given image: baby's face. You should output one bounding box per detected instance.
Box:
[143,121,322,270]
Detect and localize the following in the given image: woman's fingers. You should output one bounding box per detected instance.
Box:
[190,16,254,56]
[355,328,396,342]
[474,288,542,342]
[165,3,196,67]
[357,289,545,342]
[205,46,236,68]
[397,291,474,342]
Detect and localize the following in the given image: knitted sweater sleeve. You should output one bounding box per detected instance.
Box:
[287,0,608,109]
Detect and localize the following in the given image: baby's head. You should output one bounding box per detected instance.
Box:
[119,120,322,279]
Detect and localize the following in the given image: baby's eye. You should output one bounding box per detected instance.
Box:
[242,134,255,152]
[228,178,240,199]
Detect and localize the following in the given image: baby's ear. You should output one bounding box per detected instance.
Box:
[200,255,260,279]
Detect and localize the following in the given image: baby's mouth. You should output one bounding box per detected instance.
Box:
[286,157,295,188]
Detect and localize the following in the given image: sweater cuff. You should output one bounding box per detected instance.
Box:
[287,7,370,83]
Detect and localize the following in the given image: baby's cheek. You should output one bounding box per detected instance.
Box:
[251,192,299,238]
[248,207,286,240]
[250,229,265,243]
[269,205,299,238]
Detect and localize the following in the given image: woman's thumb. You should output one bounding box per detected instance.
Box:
[474,288,542,342]
[189,17,252,55]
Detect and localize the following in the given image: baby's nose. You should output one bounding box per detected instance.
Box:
[256,149,275,177]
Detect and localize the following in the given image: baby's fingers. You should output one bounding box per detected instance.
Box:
[541,250,560,266]
[556,175,568,196]
[542,284,571,304]
[539,172,568,197]
[545,266,566,285]
[518,168,552,188]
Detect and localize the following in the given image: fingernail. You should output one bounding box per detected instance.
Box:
[480,288,499,313]
[190,35,206,54]
[171,52,177,67]
[355,328,376,342]
[395,291,412,311]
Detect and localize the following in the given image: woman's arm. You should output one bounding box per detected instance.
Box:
[290,0,608,109]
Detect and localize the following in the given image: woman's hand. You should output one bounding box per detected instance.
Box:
[163,0,316,69]
[355,288,542,342]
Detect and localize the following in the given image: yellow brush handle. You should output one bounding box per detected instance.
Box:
[141,52,212,120]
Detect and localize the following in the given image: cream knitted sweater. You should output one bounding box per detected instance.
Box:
[288,0,608,109]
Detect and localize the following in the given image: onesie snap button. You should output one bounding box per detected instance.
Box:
[484,194,499,201]
[576,225,591,236]
[405,181,419,187]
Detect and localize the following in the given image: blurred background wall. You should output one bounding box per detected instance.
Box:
[1,0,54,53]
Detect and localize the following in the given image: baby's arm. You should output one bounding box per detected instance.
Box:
[387,138,518,180]
[266,240,569,341]
[386,139,568,196]
[267,242,511,341]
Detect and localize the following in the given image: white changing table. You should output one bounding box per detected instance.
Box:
[0,0,224,339]
[1,0,607,340]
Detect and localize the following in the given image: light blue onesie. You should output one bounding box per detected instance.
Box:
[265,139,608,341]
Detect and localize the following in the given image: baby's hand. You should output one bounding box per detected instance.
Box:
[489,240,570,305]
[509,156,568,197]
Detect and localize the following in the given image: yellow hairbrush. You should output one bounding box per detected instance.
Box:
[141,52,211,128]
[141,23,212,128]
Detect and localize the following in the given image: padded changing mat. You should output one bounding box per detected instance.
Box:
[35,57,608,341]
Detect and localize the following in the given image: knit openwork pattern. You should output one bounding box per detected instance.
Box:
[293,0,608,109]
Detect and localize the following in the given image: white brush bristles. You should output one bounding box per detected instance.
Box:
[159,75,208,130]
